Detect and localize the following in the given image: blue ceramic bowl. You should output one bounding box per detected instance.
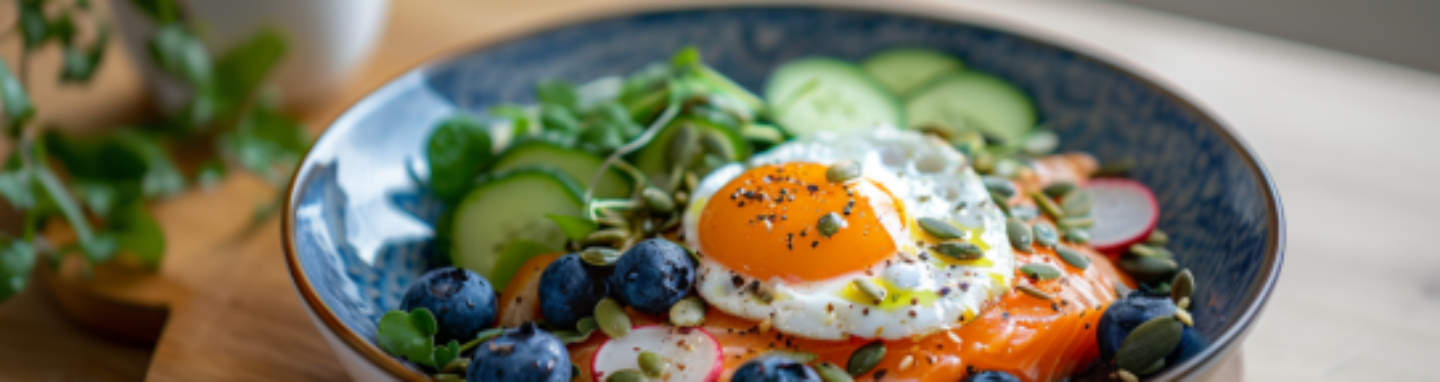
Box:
[283,5,1283,381]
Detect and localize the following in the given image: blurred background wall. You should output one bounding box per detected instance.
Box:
[1122,0,1440,74]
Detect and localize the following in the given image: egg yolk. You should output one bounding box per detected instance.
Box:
[698,162,905,282]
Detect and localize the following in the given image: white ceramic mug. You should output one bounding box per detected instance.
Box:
[112,0,389,110]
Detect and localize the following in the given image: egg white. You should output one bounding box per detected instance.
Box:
[682,127,1015,340]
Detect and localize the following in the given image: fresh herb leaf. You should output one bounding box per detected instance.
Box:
[536,79,578,112]
[670,45,702,73]
[432,340,460,371]
[0,167,36,209]
[539,104,580,134]
[147,23,214,90]
[377,308,439,367]
[214,28,286,103]
[222,107,309,184]
[545,214,598,242]
[0,59,36,135]
[425,114,491,201]
[49,11,77,45]
[112,130,185,197]
[196,159,226,189]
[131,0,181,24]
[112,204,165,270]
[489,105,532,138]
[0,238,36,301]
[17,1,48,50]
[60,26,108,83]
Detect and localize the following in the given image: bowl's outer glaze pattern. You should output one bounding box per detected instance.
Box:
[289,6,1276,376]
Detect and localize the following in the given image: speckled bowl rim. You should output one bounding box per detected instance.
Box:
[281,2,1285,380]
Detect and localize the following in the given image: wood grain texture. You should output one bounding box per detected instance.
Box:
[2,0,1429,380]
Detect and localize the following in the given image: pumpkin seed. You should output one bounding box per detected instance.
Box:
[554,328,595,344]
[818,212,845,237]
[1176,296,1190,310]
[1023,130,1059,155]
[606,369,646,382]
[1175,308,1194,327]
[814,362,855,382]
[1064,228,1091,244]
[1020,263,1063,281]
[847,341,886,376]
[1061,189,1094,216]
[666,124,698,167]
[972,152,996,174]
[1118,256,1178,283]
[595,298,632,338]
[583,229,630,245]
[581,247,623,267]
[1031,192,1064,220]
[669,297,706,327]
[918,217,966,239]
[1055,245,1091,270]
[1170,269,1194,304]
[701,131,737,162]
[1006,218,1032,252]
[639,350,667,378]
[1116,369,1140,382]
[434,373,464,381]
[1032,222,1059,248]
[826,159,862,183]
[762,350,818,364]
[1135,358,1167,376]
[577,316,599,333]
[994,158,1024,179]
[982,176,1016,198]
[673,190,689,206]
[643,187,675,213]
[1115,316,1184,372]
[1151,247,1175,259]
[934,241,983,260]
[1128,244,1159,257]
[852,279,887,304]
[1147,230,1169,246]
[1010,205,1039,221]
[1016,284,1055,301]
[1057,216,1095,228]
[1042,182,1075,199]
[990,192,1012,216]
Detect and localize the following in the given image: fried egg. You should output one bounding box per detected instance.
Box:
[682,127,1015,340]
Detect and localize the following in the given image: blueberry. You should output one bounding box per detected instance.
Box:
[467,322,571,382]
[539,253,611,328]
[610,238,695,315]
[1098,291,1195,361]
[399,267,497,344]
[731,356,821,382]
[965,370,1022,382]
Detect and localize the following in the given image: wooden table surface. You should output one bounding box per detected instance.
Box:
[1,1,1436,381]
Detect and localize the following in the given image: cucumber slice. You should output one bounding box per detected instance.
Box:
[634,117,750,190]
[490,140,632,198]
[764,58,904,137]
[862,47,964,96]
[905,71,1037,147]
[450,168,584,282]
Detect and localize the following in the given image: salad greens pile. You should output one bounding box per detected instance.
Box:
[0,0,309,303]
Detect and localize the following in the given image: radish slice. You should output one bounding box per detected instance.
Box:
[591,324,723,381]
[1086,178,1160,253]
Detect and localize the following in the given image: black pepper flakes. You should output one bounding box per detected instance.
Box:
[731,275,745,288]
[874,369,888,379]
